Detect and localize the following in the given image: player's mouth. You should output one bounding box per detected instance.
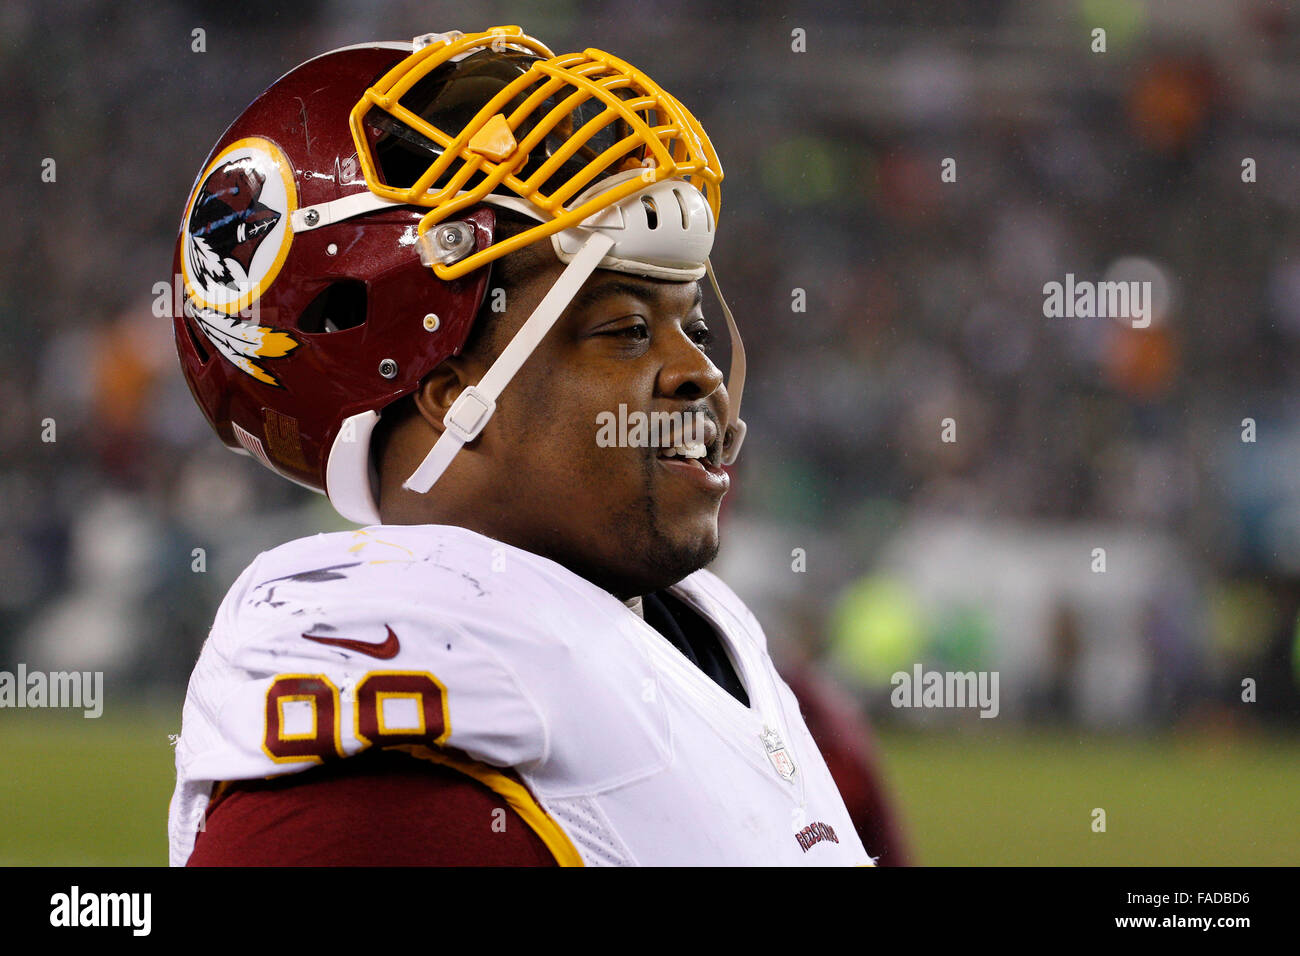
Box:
[654,416,730,495]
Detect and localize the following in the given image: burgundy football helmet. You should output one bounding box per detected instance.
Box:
[173,26,745,524]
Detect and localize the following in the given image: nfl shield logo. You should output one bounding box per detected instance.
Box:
[761,726,797,781]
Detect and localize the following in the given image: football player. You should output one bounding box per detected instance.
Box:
[167,25,886,865]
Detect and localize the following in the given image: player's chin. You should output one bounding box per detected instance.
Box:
[650,520,721,583]
[654,498,722,566]
[653,476,724,528]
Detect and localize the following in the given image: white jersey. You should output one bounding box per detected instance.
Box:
[168,525,874,866]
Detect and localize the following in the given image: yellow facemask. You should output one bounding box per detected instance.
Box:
[348,24,723,280]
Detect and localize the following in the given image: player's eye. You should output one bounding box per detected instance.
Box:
[687,321,715,351]
[597,320,649,341]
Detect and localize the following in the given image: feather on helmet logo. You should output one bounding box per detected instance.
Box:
[180,137,299,386]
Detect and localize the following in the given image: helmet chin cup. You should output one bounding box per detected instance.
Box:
[721,418,746,466]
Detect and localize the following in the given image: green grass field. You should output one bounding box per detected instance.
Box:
[2,708,1297,865]
[877,725,1300,865]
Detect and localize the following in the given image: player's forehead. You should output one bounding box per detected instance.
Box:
[565,270,704,318]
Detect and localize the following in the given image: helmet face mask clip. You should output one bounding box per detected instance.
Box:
[418,220,478,268]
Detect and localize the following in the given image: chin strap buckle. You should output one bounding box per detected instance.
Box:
[443,386,496,444]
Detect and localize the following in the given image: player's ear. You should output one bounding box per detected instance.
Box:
[411,359,474,436]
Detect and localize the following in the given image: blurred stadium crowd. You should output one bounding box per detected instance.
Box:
[4,0,1300,727]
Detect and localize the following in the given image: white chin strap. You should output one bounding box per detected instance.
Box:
[401,172,746,497]
[403,228,612,494]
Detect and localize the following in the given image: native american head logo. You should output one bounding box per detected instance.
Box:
[186,159,280,293]
[180,138,299,386]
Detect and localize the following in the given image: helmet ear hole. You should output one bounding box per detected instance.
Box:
[297,280,368,333]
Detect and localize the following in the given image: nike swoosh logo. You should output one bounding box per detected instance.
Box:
[302,625,400,659]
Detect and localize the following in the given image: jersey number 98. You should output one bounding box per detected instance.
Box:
[262,671,450,763]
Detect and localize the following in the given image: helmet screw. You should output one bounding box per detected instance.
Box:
[441,227,462,245]
[303,209,320,227]
[423,313,440,332]
[378,358,398,379]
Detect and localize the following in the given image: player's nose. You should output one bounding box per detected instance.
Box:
[655,324,725,404]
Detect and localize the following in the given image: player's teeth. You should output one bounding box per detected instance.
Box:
[660,442,706,459]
